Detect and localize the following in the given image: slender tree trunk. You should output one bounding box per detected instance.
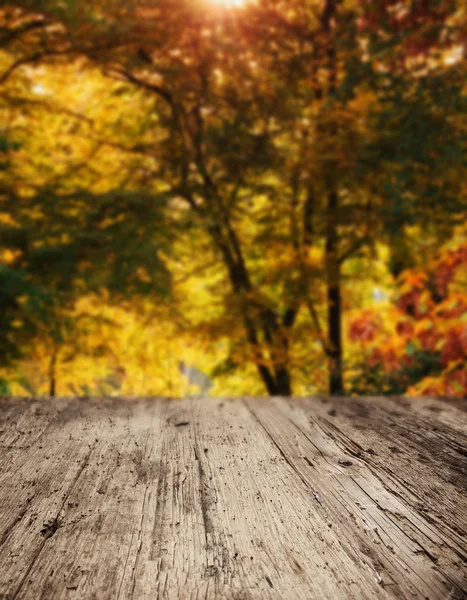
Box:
[209,219,294,396]
[244,313,293,396]
[321,0,344,395]
[325,190,344,395]
[254,361,291,396]
[274,367,292,396]
[49,347,58,397]
[243,316,278,394]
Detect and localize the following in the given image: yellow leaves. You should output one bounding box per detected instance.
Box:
[407,376,445,397]
[134,267,152,284]
[434,293,467,320]
[347,90,378,117]
[71,296,188,396]
[0,294,191,397]
[0,248,20,264]
[303,245,323,270]
[262,241,297,274]
[1,58,158,194]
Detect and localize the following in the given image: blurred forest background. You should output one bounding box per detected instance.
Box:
[0,0,465,398]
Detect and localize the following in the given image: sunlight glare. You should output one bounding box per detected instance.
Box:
[208,0,246,8]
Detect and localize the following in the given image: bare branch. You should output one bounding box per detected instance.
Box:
[173,259,220,286]
[0,53,42,85]
[106,67,174,107]
[304,296,330,355]
[0,19,49,46]
[338,236,371,265]
[0,92,95,124]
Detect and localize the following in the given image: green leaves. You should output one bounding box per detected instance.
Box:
[0,263,50,365]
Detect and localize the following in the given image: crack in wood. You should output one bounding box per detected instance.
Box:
[0,498,33,547]
[150,440,169,563]
[244,400,329,513]
[118,425,154,599]
[191,406,235,587]
[322,419,467,558]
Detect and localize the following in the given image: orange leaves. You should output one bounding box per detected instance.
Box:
[408,363,467,397]
[348,241,466,396]
[396,319,414,337]
[395,270,430,318]
[395,244,467,319]
[349,310,381,343]
[441,324,467,368]
[432,243,467,298]
[349,309,409,374]
[434,294,467,320]
[414,319,441,352]
[407,376,445,397]
[446,364,467,397]
[398,243,467,396]
[368,342,405,373]
[398,269,428,292]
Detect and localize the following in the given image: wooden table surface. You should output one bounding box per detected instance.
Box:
[0,396,465,599]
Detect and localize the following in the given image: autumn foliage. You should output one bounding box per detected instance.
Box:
[348,243,467,397]
[0,0,465,397]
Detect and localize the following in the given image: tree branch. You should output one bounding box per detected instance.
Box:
[106,67,174,107]
[338,235,370,264]
[321,0,337,32]
[0,53,42,85]
[0,19,49,46]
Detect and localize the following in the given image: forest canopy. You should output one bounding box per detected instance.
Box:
[0,0,465,397]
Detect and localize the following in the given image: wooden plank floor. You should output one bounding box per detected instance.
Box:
[0,396,465,599]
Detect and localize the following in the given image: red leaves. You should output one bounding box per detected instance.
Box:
[368,344,401,372]
[350,242,466,396]
[441,325,467,367]
[396,319,414,336]
[435,295,467,320]
[433,244,467,298]
[396,245,467,318]
[395,270,429,317]
[414,320,441,351]
[349,310,381,343]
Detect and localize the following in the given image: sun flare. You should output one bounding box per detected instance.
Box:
[208,0,246,8]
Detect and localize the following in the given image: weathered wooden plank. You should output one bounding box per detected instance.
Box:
[246,396,466,599]
[0,397,67,450]
[0,396,465,600]
[0,398,100,597]
[4,399,162,600]
[119,400,210,599]
[296,396,467,548]
[188,397,388,599]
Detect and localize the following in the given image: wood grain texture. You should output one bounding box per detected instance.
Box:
[0,396,465,599]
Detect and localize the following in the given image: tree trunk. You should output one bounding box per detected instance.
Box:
[209,219,294,396]
[274,367,292,396]
[245,315,293,396]
[321,0,344,396]
[326,190,344,395]
[49,347,58,397]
